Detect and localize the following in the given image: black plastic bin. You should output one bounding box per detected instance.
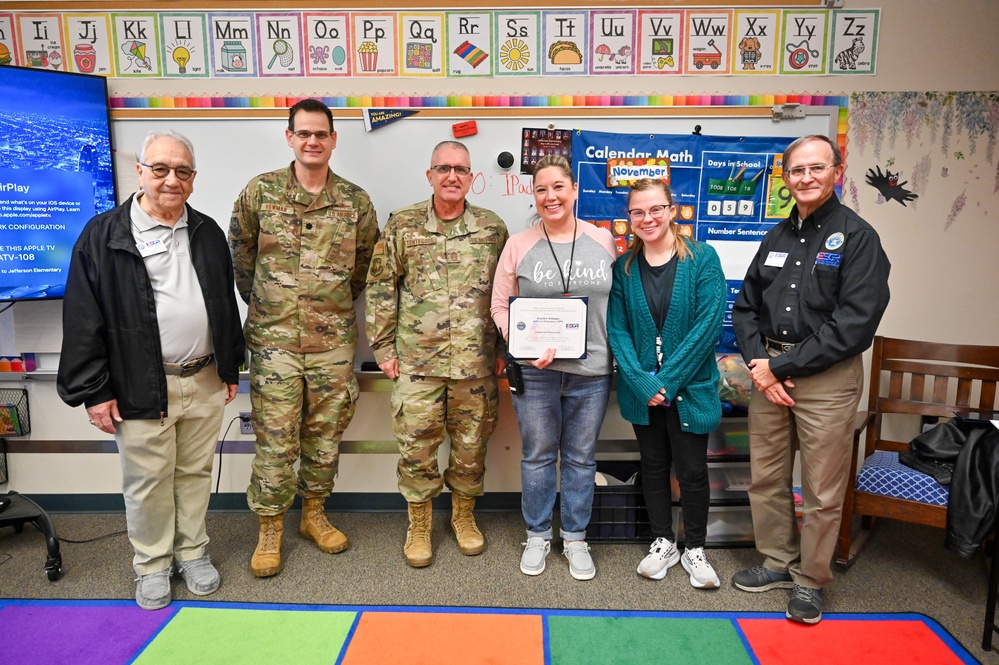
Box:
[586,461,650,542]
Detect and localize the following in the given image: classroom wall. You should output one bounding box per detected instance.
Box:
[2,0,998,502]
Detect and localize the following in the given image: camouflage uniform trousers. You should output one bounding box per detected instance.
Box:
[392,373,499,503]
[246,342,359,515]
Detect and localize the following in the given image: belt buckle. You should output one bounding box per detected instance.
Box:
[179,355,208,376]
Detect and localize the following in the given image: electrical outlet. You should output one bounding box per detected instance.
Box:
[239,412,253,435]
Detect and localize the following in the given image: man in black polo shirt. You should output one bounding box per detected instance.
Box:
[731,134,891,624]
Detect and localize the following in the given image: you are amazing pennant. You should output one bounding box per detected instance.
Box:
[363,108,420,131]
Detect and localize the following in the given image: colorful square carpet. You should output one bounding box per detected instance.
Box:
[0,599,978,664]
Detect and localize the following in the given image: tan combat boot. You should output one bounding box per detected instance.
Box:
[451,492,485,555]
[250,514,284,578]
[404,500,433,568]
[299,496,350,554]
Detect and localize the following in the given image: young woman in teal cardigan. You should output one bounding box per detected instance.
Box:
[607,178,727,589]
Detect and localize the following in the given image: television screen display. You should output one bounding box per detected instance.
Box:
[0,65,116,301]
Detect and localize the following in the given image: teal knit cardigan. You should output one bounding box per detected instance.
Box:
[607,240,727,433]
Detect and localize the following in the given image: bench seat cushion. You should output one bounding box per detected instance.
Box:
[855,450,949,506]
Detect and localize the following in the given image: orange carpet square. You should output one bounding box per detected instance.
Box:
[342,611,545,665]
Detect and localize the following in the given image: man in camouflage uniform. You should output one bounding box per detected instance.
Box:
[366,141,508,567]
[229,99,379,578]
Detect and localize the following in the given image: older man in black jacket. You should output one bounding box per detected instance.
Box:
[58,130,244,611]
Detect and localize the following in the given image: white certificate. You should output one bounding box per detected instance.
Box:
[507,296,588,359]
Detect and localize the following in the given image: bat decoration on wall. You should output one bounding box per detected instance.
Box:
[865,165,918,206]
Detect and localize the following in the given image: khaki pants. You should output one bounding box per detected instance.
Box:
[747,353,863,588]
[392,374,498,503]
[116,364,226,575]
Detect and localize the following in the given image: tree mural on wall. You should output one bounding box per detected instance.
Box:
[848,92,999,229]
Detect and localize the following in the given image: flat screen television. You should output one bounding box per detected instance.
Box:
[0,65,116,301]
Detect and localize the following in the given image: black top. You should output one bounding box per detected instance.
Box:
[57,195,245,419]
[638,250,678,332]
[732,195,891,381]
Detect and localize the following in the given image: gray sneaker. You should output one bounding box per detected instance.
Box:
[175,554,221,595]
[637,537,680,580]
[732,565,794,592]
[563,541,596,581]
[135,569,172,610]
[786,585,824,624]
[520,537,551,576]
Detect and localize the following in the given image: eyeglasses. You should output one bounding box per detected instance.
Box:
[430,164,472,176]
[786,163,832,179]
[140,162,195,181]
[627,205,669,222]
[292,130,333,141]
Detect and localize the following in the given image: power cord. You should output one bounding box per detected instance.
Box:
[58,527,127,544]
[216,416,240,494]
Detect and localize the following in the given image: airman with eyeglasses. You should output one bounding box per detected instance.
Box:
[291,130,333,142]
[229,98,380,578]
[429,164,472,176]
[366,140,509,568]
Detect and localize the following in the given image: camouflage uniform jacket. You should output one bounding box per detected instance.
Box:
[366,198,508,379]
[229,163,379,353]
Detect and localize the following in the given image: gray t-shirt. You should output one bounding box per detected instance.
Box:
[511,223,616,376]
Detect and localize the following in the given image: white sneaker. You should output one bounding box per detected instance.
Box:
[681,547,720,589]
[637,537,680,580]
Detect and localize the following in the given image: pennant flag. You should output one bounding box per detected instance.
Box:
[363,108,421,132]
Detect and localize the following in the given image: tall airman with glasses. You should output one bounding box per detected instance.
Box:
[58,130,244,610]
[366,141,508,567]
[229,98,379,578]
[732,134,891,625]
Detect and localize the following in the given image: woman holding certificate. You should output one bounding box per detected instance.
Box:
[491,155,617,581]
[606,178,727,589]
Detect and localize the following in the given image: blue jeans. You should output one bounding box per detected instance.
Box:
[510,366,612,541]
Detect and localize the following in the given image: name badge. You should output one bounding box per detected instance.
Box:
[764,251,788,268]
[136,239,167,257]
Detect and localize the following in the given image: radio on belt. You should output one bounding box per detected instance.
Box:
[452,120,478,138]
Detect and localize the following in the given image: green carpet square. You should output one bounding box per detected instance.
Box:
[133,607,356,664]
[548,616,752,665]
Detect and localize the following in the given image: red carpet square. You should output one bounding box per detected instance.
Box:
[342,611,544,665]
[548,616,753,665]
[738,618,970,665]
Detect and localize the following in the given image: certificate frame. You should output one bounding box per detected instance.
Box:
[507,296,588,360]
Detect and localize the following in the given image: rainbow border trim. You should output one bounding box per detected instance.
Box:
[110,93,849,147]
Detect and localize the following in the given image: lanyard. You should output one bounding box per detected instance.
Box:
[655,336,663,372]
[541,217,577,296]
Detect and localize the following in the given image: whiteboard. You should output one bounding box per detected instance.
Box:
[112,107,836,363]
[112,107,838,237]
